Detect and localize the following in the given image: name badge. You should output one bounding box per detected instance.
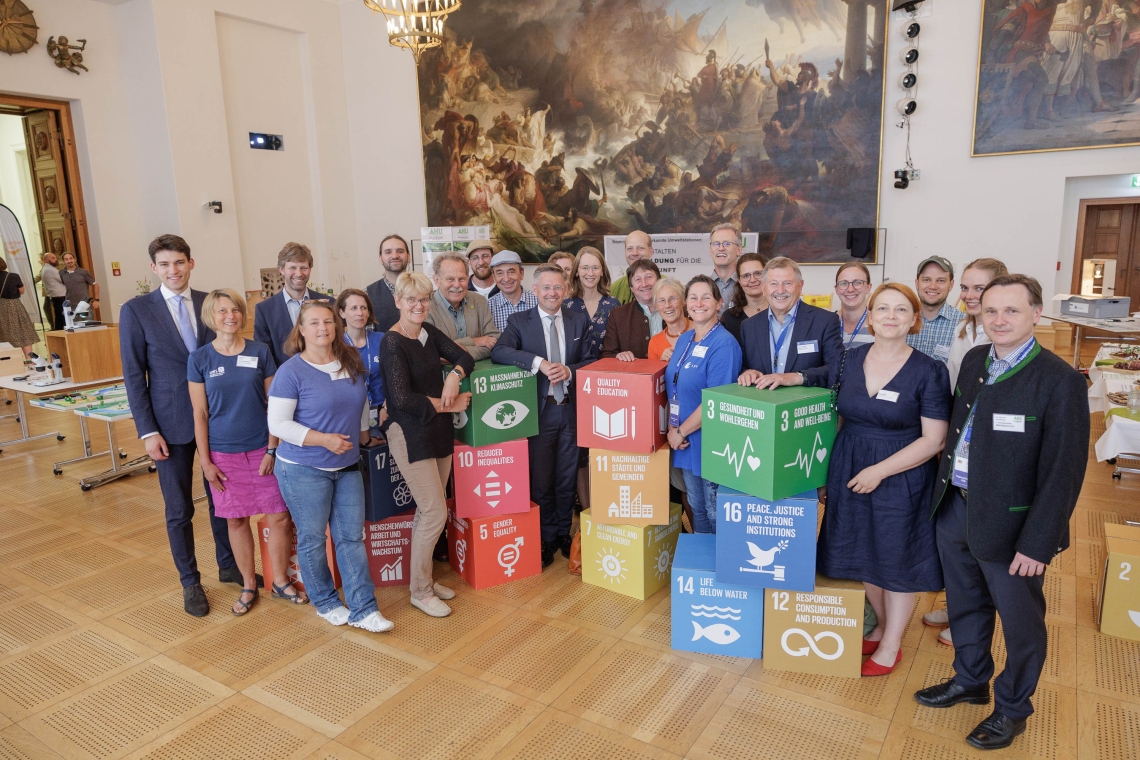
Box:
[669,403,680,428]
[951,455,969,488]
[692,345,709,358]
[369,407,379,428]
[993,414,1025,432]
[933,343,951,359]
[876,389,900,402]
[797,340,819,354]
[236,355,258,369]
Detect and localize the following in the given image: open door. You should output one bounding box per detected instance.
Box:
[22,111,76,265]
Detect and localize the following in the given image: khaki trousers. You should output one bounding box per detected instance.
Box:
[386,424,452,601]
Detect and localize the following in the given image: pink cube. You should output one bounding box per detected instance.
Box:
[452,438,530,519]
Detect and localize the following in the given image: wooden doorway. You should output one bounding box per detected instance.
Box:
[1072,199,1140,303]
[0,94,94,319]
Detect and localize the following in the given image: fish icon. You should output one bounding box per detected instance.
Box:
[691,621,741,645]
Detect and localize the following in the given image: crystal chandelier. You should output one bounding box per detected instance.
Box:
[363,0,461,61]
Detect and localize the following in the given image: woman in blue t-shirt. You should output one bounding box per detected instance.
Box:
[665,275,742,533]
[189,289,303,616]
[337,288,385,433]
[268,300,390,634]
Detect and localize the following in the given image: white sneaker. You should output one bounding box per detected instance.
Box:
[411,595,452,617]
[317,605,350,626]
[433,582,456,600]
[923,608,949,627]
[349,611,394,633]
[938,628,954,647]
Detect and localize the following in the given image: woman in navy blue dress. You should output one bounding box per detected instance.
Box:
[817,283,951,676]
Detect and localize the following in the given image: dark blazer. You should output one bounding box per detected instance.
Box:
[253,288,333,368]
[600,301,651,359]
[931,343,1089,565]
[119,288,215,445]
[468,279,500,299]
[739,300,843,388]
[491,306,598,416]
[366,278,402,331]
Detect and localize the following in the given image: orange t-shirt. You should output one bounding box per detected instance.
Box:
[648,323,689,361]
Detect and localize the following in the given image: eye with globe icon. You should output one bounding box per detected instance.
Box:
[496,402,518,427]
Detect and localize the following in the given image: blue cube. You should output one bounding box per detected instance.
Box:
[715,488,817,592]
[671,534,764,659]
[361,441,418,522]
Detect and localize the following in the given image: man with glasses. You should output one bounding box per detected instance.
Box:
[464,240,499,298]
[709,223,742,315]
[908,256,962,364]
[366,234,411,331]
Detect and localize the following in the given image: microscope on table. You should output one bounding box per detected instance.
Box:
[62,299,100,330]
[29,352,65,387]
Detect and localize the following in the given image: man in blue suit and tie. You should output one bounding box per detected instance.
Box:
[119,235,239,617]
[737,256,843,390]
[492,264,599,567]
[254,242,333,368]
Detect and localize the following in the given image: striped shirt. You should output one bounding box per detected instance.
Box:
[489,290,538,332]
[908,302,963,364]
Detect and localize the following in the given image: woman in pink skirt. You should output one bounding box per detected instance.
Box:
[188,289,307,615]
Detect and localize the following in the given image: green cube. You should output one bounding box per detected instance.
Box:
[451,360,539,446]
[701,385,837,501]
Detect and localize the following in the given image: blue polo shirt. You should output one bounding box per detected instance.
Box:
[187,341,276,453]
[665,324,742,476]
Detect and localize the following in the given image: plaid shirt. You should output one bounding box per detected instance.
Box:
[489,290,538,332]
[953,336,1037,478]
[907,302,963,364]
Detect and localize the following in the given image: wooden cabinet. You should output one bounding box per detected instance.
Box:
[45,326,121,382]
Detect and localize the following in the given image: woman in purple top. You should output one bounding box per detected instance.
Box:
[268,301,390,633]
[189,289,303,616]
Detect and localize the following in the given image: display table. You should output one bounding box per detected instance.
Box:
[71,405,154,490]
[44,325,122,383]
[0,375,126,453]
[27,383,130,474]
[1043,313,1140,369]
[1095,409,1140,480]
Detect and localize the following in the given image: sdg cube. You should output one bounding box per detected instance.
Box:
[452,360,539,447]
[589,446,671,526]
[672,534,764,659]
[701,385,836,501]
[361,440,417,522]
[580,503,681,600]
[447,500,541,590]
[715,488,818,592]
[762,575,865,679]
[576,358,668,453]
[257,518,340,594]
[453,439,530,518]
[1099,523,1140,642]
[364,510,413,587]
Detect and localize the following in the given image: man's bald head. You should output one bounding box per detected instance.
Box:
[624,231,653,265]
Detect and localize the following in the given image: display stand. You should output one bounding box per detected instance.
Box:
[1043,313,1140,369]
[71,406,154,490]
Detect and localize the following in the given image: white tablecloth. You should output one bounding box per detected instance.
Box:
[1088,370,1139,413]
[1095,413,1140,462]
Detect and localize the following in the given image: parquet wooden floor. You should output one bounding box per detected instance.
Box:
[0,387,1136,758]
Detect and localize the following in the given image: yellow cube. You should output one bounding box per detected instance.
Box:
[580,503,681,600]
[1100,523,1140,642]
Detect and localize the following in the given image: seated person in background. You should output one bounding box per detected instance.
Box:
[738,256,843,389]
[254,242,333,368]
[425,253,500,360]
[600,259,662,361]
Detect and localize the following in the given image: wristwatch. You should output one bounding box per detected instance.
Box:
[450,368,464,379]
[797,372,807,384]
[265,448,277,457]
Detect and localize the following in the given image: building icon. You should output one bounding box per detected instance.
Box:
[607,486,652,519]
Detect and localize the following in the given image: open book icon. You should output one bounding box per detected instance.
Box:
[593,406,633,440]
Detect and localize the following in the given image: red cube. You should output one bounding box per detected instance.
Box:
[452,439,530,519]
[576,358,668,453]
[257,518,340,594]
[447,500,541,590]
[364,510,414,587]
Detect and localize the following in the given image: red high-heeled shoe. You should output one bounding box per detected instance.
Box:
[861,649,902,677]
[862,637,881,655]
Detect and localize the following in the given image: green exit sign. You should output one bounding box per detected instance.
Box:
[1133,175,1140,188]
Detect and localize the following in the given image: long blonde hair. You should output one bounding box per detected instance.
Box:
[959,258,1009,336]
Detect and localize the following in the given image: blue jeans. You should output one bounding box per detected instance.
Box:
[275,459,377,622]
[682,469,719,534]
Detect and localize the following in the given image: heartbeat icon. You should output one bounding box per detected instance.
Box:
[783,432,827,478]
[711,437,760,477]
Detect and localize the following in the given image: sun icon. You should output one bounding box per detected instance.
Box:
[596,548,627,585]
[653,547,671,580]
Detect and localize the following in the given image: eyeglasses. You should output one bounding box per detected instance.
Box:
[740,271,764,281]
[711,241,740,250]
[836,280,869,290]
[402,297,431,307]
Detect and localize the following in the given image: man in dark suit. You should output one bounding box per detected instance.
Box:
[600,259,661,360]
[253,242,333,367]
[492,264,599,566]
[119,235,238,617]
[914,275,1088,751]
[365,234,410,331]
[737,256,843,390]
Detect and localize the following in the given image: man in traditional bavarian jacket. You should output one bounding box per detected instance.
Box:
[914,274,1088,751]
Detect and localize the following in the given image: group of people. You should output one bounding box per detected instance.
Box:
[0,250,99,359]
[120,226,1088,753]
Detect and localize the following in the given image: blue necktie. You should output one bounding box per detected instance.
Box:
[172,296,197,353]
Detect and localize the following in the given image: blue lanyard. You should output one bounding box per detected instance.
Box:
[770,310,796,364]
[843,310,868,346]
[672,324,721,401]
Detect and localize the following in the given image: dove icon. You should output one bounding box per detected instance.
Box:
[740,540,789,580]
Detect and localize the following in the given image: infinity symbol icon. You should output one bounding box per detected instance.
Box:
[780,628,845,660]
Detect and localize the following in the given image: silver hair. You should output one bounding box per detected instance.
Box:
[709,223,743,246]
[431,252,469,277]
[761,256,804,283]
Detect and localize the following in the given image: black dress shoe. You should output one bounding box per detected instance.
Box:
[966,710,1026,750]
[914,679,991,708]
[183,584,209,617]
[541,541,557,568]
[558,534,574,559]
[218,566,263,588]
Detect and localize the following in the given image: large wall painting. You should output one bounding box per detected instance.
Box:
[416,0,887,263]
[974,0,1140,156]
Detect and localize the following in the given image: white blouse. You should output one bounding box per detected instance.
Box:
[947,321,990,389]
